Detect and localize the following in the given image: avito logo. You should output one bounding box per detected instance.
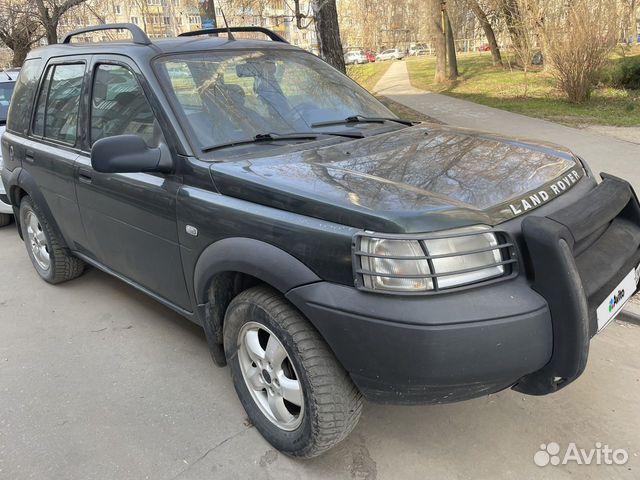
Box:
[608,289,625,312]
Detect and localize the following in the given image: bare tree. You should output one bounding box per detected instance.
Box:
[34,0,89,44]
[542,0,619,102]
[311,0,346,73]
[501,0,528,59]
[0,0,43,66]
[468,0,503,66]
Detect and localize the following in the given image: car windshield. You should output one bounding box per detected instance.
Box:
[0,81,16,124]
[155,49,395,152]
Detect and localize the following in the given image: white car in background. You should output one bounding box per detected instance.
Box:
[376,48,405,61]
[344,51,368,65]
[0,69,18,227]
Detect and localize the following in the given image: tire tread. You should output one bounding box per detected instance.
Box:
[228,286,363,458]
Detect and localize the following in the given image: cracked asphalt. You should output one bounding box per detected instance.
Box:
[1,223,640,480]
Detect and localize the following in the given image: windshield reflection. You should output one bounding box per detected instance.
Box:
[155,50,395,152]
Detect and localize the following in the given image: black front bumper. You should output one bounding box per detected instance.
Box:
[514,174,640,395]
[287,174,640,404]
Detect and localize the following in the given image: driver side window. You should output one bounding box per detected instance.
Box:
[90,64,158,146]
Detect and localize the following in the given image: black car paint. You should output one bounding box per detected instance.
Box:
[2,36,636,404]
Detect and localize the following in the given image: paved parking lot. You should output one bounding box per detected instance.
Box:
[1,223,639,480]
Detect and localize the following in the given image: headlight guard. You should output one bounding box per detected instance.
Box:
[353,226,519,294]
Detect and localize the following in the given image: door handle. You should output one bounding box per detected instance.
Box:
[78,170,93,184]
[24,149,34,164]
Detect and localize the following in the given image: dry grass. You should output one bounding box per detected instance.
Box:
[406,53,640,127]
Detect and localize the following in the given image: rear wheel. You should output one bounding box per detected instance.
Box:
[223,286,362,458]
[19,196,85,284]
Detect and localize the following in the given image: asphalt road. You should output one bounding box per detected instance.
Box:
[1,223,639,480]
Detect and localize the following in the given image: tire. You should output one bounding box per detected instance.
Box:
[19,196,85,284]
[223,286,362,458]
[0,213,11,227]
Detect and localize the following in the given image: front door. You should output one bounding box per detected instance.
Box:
[75,57,191,311]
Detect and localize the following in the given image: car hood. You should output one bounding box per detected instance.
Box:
[209,124,584,233]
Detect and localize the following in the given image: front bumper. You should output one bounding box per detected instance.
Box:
[287,276,553,404]
[514,174,640,395]
[287,174,640,404]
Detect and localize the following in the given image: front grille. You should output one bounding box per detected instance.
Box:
[352,229,518,294]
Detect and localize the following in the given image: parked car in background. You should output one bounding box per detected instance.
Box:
[409,44,429,56]
[376,48,404,61]
[344,51,368,65]
[477,43,491,52]
[365,51,376,63]
[0,69,18,227]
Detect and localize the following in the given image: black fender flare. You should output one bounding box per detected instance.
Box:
[193,237,321,305]
[193,238,321,366]
[9,167,69,249]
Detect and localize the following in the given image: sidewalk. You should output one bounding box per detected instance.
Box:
[374,61,640,191]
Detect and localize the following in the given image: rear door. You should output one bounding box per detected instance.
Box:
[75,55,191,311]
[23,58,89,247]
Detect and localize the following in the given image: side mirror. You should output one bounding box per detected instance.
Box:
[91,135,172,174]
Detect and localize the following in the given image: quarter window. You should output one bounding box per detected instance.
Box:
[90,64,156,146]
[32,63,84,145]
[7,58,43,134]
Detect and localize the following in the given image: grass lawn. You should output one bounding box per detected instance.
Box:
[347,62,392,92]
[405,53,640,127]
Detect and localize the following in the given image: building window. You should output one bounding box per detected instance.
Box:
[163,16,170,25]
[172,0,180,5]
[147,0,162,4]
[131,16,139,24]
[188,15,201,25]
[114,5,122,14]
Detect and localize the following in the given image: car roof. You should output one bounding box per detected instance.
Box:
[27,34,301,64]
[0,69,19,82]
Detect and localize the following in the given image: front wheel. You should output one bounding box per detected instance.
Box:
[223,286,362,458]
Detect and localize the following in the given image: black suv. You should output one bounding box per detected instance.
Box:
[2,24,640,457]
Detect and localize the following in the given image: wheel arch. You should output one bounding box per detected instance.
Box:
[9,169,69,248]
[193,238,321,366]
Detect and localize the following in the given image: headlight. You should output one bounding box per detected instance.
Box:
[355,226,513,293]
[359,238,432,292]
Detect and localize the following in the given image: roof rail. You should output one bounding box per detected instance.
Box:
[179,27,289,44]
[61,23,152,46]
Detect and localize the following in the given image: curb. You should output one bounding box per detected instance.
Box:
[619,302,640,326]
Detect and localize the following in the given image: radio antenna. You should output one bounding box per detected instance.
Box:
[220,9,235,41]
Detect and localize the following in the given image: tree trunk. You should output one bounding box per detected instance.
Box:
[12,45,30,67]
[632,0,638,45]
[468,0,503,66]
[502,0,525,55]
[432,0,447,83]
[445,11,458,80]
[311,0,346,74]
[45,23,58,44]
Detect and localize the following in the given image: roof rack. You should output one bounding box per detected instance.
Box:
[179,27,289,44]
[61,23,152,46]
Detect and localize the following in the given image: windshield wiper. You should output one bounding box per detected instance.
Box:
[201,131,364,153]
[311,115,416,128]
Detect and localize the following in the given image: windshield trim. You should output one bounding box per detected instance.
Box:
[151,47,397,161]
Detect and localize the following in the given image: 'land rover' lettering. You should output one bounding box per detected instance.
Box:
[508,169,583,217]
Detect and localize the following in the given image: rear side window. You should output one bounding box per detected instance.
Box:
[32,63,85,145]
[90,64,156,146]
[6,58,43,134]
